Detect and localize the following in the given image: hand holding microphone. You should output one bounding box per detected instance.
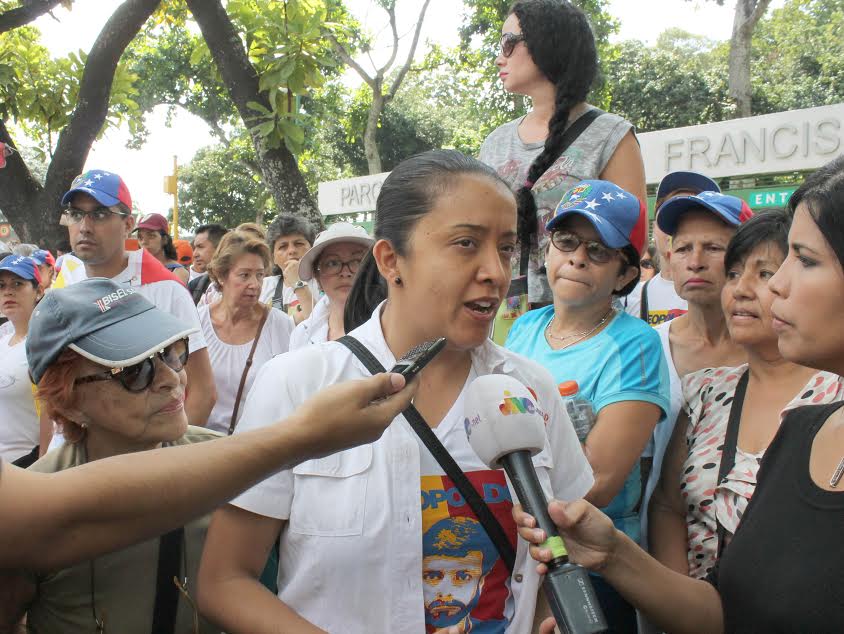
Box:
[464,375,607,634]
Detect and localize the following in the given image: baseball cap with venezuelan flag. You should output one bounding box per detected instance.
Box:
[61,170,132,209]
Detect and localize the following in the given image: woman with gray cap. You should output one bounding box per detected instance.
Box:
[0,278,416,579]
[290,222,374,348]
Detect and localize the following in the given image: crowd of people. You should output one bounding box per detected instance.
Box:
[0,0,842,632]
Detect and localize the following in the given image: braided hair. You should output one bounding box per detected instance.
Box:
[509,0,598,261]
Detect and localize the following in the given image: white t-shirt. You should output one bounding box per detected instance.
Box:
[259,276,320,316]
[639,320,683,549]
[289,295,330,350]
[55,250,206,353]
[230,303,594,634]
[0,333,39,462]
[623,273,688,327]
[198,305,294,434]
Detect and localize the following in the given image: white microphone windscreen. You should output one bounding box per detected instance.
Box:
[464,374,547,469]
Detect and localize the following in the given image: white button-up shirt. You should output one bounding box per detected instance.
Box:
[231,304,594,633]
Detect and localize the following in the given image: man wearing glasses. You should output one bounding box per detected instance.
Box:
[52,170,216,431]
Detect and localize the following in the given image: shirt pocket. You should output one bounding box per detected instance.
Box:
[288,445,372,537]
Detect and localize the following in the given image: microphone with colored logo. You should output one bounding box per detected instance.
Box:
[464,375,607,634]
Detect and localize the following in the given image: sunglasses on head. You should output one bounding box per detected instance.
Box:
[74,339,189,393]
[500,32,526,58]
[550,231,619,264]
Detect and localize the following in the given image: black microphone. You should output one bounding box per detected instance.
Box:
[464,374,607,634]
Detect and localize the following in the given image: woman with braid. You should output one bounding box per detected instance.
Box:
[480,0,647,324]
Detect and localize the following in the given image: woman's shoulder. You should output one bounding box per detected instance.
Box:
[682,364,748,407]
[608,310,661,346]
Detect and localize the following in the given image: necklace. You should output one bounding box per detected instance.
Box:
[545,307,614,350]
[831,455,844,488]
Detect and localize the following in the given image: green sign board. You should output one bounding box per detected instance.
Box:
[742,187,797,209]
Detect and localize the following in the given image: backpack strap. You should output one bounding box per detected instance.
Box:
[337,335,517,572]
[150,527,184,634]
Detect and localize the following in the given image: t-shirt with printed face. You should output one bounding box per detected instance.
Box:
[419,368,516,633]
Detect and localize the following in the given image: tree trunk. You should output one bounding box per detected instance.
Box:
[0,0,162,248]
[185,0,323,231]
[728,0,772,119]
[364,85,385,175]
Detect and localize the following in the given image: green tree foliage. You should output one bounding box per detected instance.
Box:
[177,138,272,231]
[751,0,844,113]
[605,31,733,132]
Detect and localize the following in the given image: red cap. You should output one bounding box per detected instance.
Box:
[135,213,170,233]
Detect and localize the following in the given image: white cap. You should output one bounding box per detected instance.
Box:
[298,222,375,281]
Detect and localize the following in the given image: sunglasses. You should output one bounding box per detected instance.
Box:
[550,231,618,264]
[74,339,189,393]
[61,205,128,226]
[499,32,526,58]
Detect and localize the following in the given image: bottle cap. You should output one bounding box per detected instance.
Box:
[558,380,579,397]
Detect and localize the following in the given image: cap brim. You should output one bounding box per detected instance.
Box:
[68,306,197,369]
[656,197,739,235]
[0,265,38,281]
[298,236,374,281]
[545,210,630,249]
[656,172,720,200]
[61,187,120,207]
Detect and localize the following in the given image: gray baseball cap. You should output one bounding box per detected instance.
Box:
[27,278,198,384]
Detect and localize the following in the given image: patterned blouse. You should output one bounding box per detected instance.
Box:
[680,365,843,578]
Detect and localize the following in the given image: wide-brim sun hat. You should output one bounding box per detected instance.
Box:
[656,191,753,236]
[298,222,375,281]
[26,277,197,384]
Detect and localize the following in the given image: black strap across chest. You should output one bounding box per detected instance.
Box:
[337,335,516,572]
[716,370,750,559]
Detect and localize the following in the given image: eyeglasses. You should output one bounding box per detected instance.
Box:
[550,231,618,264]
[500,32,526,58]
[74,339,189,393]
[315,257,362,276]
[61,206,127,226]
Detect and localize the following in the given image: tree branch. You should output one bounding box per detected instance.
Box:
[0,0,63,35]
[748,0,773,29]
[327,33,377,90]
[377,1,399,77]
[42,0,162,212]
[386,0,431,99]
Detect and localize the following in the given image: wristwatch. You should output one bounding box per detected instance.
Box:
[293,280,307,291]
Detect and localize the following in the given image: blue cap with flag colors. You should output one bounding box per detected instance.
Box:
[656,190,753,236]
[546,180,647,250]
[61,170,132,209]
[0,254,41,283]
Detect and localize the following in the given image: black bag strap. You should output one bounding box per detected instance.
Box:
[189,274,211,306]
[715,370,749,559]
[150,527,184,634]
[272,277,285,310]
[337,335,517,572]
[518,108,605,279]
[228,306,270,435]
[639,277,653,323]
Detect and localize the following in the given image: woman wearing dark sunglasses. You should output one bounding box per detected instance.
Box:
[479,0,646,314]
[505,180,669,633]
[0,278,416,634]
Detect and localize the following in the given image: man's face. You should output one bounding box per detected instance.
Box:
[67,193,132,266]
[191,231,216,273]
[423,552,485,628]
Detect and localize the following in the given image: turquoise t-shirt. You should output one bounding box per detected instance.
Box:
[505,305,670,542]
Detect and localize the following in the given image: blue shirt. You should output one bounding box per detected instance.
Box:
[505,305,670,542]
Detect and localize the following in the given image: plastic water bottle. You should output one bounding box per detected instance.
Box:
[558,380,596,441]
